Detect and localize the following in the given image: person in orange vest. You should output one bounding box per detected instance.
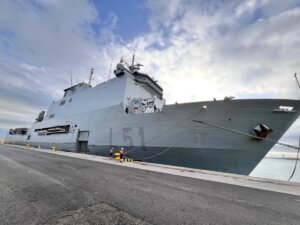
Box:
[119,147,125,162]
[109,147,114,159]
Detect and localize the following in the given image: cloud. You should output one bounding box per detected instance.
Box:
[0,0,98,67]
[0,0,99,134]
[118,0,299,104]
[0,0,299,147]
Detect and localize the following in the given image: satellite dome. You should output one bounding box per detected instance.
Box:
[116,63,125,70]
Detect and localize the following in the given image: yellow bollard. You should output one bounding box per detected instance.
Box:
[113,153,133,162]
[114,153,120,160]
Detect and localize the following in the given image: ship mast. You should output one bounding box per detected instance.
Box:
[129,50,143,72]
[131,52,135,68]
[119,51,143,73]
[294,73,300,90]
[88,68,94,86]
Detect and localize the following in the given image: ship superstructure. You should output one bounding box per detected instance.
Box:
[5,57,300,175]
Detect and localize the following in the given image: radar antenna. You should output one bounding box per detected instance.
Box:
[88,68,94,86]
[120,53,144,73]
[130,49,143,72]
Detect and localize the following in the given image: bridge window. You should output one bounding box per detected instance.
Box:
[60,100,66,106]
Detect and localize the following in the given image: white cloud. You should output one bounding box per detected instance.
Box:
[0,0,104,133]
[235,0,260,17]
[0,0,98,67]
[130,0,300,103]
[0,0,299,146]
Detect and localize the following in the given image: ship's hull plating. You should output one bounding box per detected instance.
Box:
[5,99,300,175]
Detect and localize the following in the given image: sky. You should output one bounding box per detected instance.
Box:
[0,0,300,152]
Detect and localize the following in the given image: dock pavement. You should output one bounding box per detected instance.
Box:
[0,143,300,225]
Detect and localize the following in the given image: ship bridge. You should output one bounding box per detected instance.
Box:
[114,58,166,113]
[114,61,163,99]
[132,71,163,99]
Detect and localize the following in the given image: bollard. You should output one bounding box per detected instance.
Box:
[114,153,120,160]
[113,153,133,162]
[51,145,59,151]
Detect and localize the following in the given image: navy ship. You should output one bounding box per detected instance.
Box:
[5,57,300,175]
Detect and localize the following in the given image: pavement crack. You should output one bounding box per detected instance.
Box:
[46,203,153,225]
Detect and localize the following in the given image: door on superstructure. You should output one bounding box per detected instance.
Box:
[77,131,89,153]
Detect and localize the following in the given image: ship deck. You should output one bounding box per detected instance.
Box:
[1,143,300,225]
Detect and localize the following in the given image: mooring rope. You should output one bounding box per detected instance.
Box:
[193,120,300,151]
[192,119,300,181]
[125,107,206,156]
[287,133,300,181]
[124,109,300,176]
[134,131,189,161]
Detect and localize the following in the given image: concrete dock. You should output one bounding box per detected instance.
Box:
[1,144,300,225]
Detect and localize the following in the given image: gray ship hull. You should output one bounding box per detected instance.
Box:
[5,99,300,175]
